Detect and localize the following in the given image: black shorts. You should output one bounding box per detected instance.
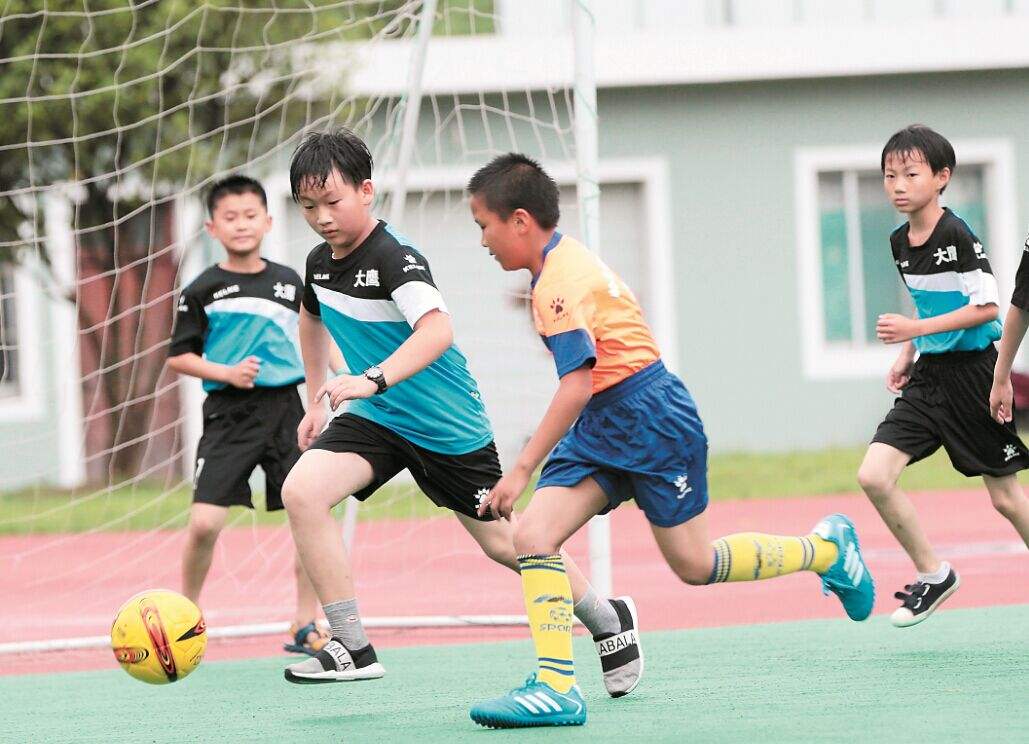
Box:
[309,413,501,521]
[194,385,304,510]
[872,346,1029,477]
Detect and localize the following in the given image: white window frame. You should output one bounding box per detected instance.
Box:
[794,139,1017,380]
[0,261,45,422]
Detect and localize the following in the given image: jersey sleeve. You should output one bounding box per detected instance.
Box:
[381,248,449,328]
[1011,231,1029,311]
[169,289,207,356]
[953,223,999,306]
[535,283,597,378]
[301,252,321,316]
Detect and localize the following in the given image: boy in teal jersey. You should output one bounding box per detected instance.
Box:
[280,130,640,694]
[859,125,1029,627]
[168,175,332,656]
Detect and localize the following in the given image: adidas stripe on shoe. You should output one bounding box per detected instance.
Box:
[284,638,384,683]
[470,673,586,729]
[812,513,876,621]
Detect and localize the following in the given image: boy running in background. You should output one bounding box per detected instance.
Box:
[859,125,1029,628]
[168,175,332,656]
[279,129,642,696]
[987,226,1029,536]
[465,154,874,729]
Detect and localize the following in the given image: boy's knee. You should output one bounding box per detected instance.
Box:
[667,556,711,586]
[857,463,894,498]
[481,536,518,569]
[990,488,1025,518]
[188,516,222,546]
[281,478,305,514]
[512,521,561,557]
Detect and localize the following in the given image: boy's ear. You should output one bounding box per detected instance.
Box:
[511,207,532,232]
[203,218,216,237]
[360,178,374,205]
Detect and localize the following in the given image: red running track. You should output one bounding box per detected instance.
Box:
[1,490,1026,676]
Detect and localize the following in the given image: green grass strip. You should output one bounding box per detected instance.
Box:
[2,605,1026,742]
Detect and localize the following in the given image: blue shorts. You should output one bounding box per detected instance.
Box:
[537,360,709,528]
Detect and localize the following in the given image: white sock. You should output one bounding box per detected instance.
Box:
[917,561,951,585]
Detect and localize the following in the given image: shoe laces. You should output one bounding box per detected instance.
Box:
[894,581,930,608]
[510,672,539,694]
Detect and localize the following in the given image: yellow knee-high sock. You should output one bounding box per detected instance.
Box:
[707,532,838,584]
[519,554,576,693]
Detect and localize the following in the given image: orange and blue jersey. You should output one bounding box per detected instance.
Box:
[531,233,660,392]
[531,232,709,528]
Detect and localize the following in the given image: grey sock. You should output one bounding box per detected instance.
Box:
[573,587,620,637]
[322,598,369,650]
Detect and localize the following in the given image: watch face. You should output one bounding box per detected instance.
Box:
[366,366,383,379]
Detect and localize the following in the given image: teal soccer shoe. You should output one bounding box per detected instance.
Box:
[812,513,876,621]
[470,673,587,729]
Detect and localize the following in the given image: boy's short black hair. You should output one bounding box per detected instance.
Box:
[466,153,560,229]
[881,124,956,192]
[290,128,373,201]
[206,174,267,215]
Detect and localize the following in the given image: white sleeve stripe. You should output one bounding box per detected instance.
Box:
[391,281,449,328]
[959,268,1000,306]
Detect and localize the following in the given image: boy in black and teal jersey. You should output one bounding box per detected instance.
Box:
[279,129,638,695]
[859,125,1029,627]
[168,175,332,656]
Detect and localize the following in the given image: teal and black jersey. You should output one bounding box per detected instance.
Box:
[302,220,493,456]
[1010,228,1029,311]
[890,208,1001,354]
[170,260,305,392]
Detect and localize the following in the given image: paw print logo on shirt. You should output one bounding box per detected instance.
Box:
[550,297,567,320]
[475,488,490,507]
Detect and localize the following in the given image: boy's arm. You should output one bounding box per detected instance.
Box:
[167,353,260,389]
[876,303,998,344]
[316,309,453,409]
[328,343,347,375]
[297,306,331,450]
[990,305,1029,422]
[886,339,917,394]
[480,365,593,520]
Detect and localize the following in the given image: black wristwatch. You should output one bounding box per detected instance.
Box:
[363,366,388,395]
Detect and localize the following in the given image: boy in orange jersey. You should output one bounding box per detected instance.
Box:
[464,154,876,729]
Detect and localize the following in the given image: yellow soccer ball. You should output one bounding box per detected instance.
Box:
[111,589,207,685]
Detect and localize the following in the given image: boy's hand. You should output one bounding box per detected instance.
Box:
[297,406,328,451]
[316,374,377,410]
[877,314,919,344]
[478,469,530,520]
[990,376,1014,423]
[886,356,914,393]
[225,356,261,388]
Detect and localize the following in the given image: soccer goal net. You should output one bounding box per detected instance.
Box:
[0,0,613,654]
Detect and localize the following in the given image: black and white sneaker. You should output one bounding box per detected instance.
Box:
[284,638,385,683]
[890,569,960,628]
[592,596,643,698]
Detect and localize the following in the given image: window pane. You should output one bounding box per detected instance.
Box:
[858,172,908,343]
[943,165,987,246]
[818,172,852,342]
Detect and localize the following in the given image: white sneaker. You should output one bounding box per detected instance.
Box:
[593,596,643,697]
[284,638,385,683]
